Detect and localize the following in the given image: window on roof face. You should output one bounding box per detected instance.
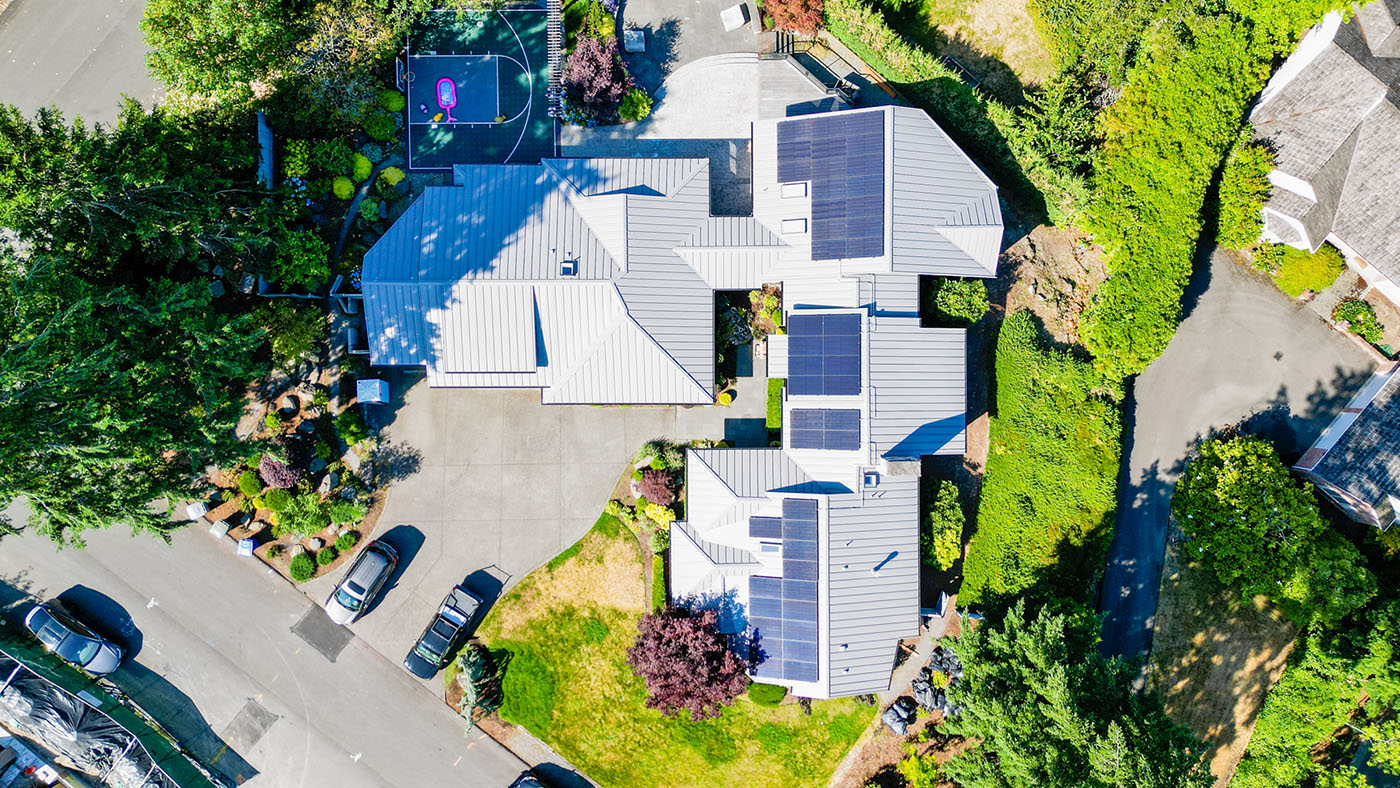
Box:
[560,259,578,277]
[781,182,808,198]
[781,218,808,235]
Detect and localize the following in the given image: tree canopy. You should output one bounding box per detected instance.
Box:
[626,607,749,720]
[942,600,1212,788]
[1171,435,1376,625]
[0,102,272,546]
[142,0,312,94]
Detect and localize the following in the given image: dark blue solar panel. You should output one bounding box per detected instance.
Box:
[760,638,783,662]
[785,619,818,642]
[783,579,817,600]
[749,516,783,539]
[784,559,818,581]
[785,540,819,562]
[784,599,818,622]
[824,314,861,335]
[790,408,862,450]
[751,576,783,598]
[750,595,783,619]
[777,112,886,262]
[786,640,819,664]
[785,661,820,683]
[787,314,862,397]
[750,501,824,684]
[751,617,782,640]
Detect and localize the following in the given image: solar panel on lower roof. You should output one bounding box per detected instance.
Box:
[787,314,862,397]
[791,408,862,450]
[749,516,782,539]
[747,498,825,685]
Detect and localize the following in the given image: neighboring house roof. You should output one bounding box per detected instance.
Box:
[1251,1,1400,278]
[1302,364,1400,510]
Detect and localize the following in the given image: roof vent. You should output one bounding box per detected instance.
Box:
[560,258,578,277]
[863,471,879,489]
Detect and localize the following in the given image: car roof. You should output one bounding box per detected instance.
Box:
[346,548,390,586]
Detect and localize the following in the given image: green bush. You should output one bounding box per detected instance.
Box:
[1216,138,1274,250]
[255,302,325,370]
[1333,299,1382,344]
[962,311,1122,605]
[1081,12,1274,379]
[328,500,367,525]
[283,139,311,179]
[929,278,990,327]
[316,546,337,566]
[378,88,406,112]
[335,530,361,551]
[265,544,283,559]
[921,481,964,570]
[332,176,355,200]
[263,487,293,512]
[650,554,666,611]
[351,153,373,182]
[582,0,616,39]
[379,165,405,189]
[275,492,330,537]
[271,229,330,291]
[238,470,263,498]
[619,88,652,122]
[766,378,784,431]
[313,139,354,175]
[748,682,788,707]
[289,553,316,582]
[362,111,395,141]
[360,197,380,223]
[823,0,1086,223]
[1274,244,1344,298]
[336,408,370,446]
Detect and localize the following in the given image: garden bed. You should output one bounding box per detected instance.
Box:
[474,513,875,788]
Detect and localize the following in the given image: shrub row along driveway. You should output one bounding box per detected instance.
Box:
[1099,250,1374,659]
[308,373,766,681]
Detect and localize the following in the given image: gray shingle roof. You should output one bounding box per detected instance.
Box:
[1312,370,1400,506]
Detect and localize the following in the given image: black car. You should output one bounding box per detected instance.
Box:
[24,601,124,675]
[508,772,546,788]
[403,585,481,678]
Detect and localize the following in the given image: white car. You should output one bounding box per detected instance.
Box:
[324,540,398,625]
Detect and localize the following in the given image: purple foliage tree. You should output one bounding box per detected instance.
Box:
[562,35,633,120]
[626,608,749,720]
[258,453,303,489]
[637,469,675,506]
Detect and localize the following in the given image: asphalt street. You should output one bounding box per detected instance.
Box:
[0,0,162,125]
[0,518,528,788]
[1098,250,1374,659]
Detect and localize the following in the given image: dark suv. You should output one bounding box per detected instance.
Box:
[403,585,481,678]
[323,540,398,625]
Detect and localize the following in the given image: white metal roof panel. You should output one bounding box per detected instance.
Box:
[869,319,967,459]
[434,284,537,373]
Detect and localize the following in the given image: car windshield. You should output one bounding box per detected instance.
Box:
[57,635,101,666]
[414,639,443,662]
[334,587,364,612]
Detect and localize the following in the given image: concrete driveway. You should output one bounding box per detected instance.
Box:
[1099,250,1375,659]
[0,0,162,125]
[617,0,760,93]
[312,367,770,681]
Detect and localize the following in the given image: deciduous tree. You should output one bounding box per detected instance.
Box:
[626,607,748,720]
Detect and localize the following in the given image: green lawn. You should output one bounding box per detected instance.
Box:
[478,516,873,788]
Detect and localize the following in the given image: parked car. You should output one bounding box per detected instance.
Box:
[403,585,482,678]
[23,601,124,675]
[323,540,398,625]
[507,771,546,788]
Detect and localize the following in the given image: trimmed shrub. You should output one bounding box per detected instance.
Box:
[1333,299,1383,344]
[265,544,284,559]
[717,392,733,407]
[766,378,784,431]
[313,139,354,174]
[316,546,337,566]
[930,278,990,327]
[632,468,644,482]
[362,111,395,141]
[289,553,316,582]
[238,470,263,498]
[379,165,405,189]
[619,88,652,122]
[581,0,616,39]
[378,88,406,112]
[328,499,367,525]
[644,503,674,527]
[283,139,311,179]
[1275,244,1344,298]
[648,456,666,471]
[336,408,370,446]
[332,176,355,200]
[351,153,373,182]
[263,488,293,512]
[271,229,330,291]
[335,530,361,551]
[274,492,331,538]
[922,482,964,570]
[637,469,675,506]
[259,453,303,489]
[649,527,669,552]
[1216,138,1274,250]
[748,682,788,707]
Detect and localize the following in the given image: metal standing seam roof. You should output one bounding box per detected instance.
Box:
[826,478,921,695]
[868,319,968,459]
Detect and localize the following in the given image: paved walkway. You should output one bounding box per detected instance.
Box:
[0,0,162,125]
[1099,250,1375,658]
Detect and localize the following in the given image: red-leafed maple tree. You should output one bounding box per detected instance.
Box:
[768,0,824,36]
[626,608,750,720]
[637,469,676,506]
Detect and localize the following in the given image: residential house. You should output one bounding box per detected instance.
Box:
[1295,362,1400,530]
[360,105,1002,698]
[1250,0,1400,305]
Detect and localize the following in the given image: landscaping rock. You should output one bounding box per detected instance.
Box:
[308,537,324,550]
[317,473,336,494]
[290,544,306,558]
[209,280,226,298]
[239,273,256,294]
[309,457,328,473]
[247,520,268,537]
[297,420,317,434]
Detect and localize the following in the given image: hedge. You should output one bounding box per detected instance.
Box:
[1080,12,1272,379]
[766,378,784,431]
[823,0,1085,224]
[962,311,1122,605]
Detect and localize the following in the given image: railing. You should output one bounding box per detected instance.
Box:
[761,34,858,104]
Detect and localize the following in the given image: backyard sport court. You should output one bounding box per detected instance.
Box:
[404,7,556,169]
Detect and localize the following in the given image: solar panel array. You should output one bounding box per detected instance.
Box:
[749,498,820,683]
[790,408,861,451]
[788,313,861,396]
[775,112,885,261]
